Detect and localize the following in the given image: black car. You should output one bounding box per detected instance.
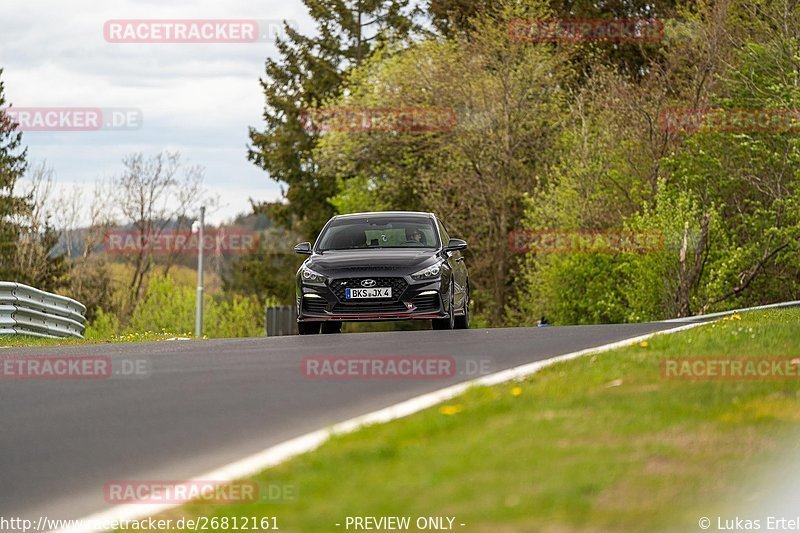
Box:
[294,211,470,334]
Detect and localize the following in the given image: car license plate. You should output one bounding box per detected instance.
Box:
[346,287,392,299]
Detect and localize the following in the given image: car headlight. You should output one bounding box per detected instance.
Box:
[411,263,443,280]
[300,265,326,283]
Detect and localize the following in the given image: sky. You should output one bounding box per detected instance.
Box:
[0,0,315,224]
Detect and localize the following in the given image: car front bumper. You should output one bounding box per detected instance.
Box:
[296,275,448,322]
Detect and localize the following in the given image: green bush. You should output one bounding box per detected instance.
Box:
[127,275,264,339]
[128,275,195,335]
[206,294,265,338]
[507,251,631,327]
[84,308,121,340]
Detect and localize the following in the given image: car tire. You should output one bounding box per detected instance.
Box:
[454,283,470,330]
[321,322,342,334]
[298,322,320,335]
[431,284,455,330]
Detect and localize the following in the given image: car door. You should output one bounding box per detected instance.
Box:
[437,219,468,310]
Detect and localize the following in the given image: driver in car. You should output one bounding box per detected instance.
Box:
[407,228,426,245]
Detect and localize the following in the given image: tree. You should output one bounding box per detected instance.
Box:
[223,218,304,306]
[13,162,68,291]
[314,0,572,325]
[427,0,497,37]
[510,0,800,324]
[429,0,680,77]
[247,0,419,239]
[54,181,117,322]
[109,151,210,313]
[0,68,31,281]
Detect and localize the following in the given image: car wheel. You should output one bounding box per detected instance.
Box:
[321,322,342,334]
[298,322,320,335]
[431,284,455,330]
[454,284,470,330]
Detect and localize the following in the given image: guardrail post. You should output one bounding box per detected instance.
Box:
[265,306,298,336]
[195,206,205,338]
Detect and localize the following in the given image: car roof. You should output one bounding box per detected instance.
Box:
[333,211,436,220]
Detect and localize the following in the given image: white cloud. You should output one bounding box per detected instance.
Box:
[1,0,314,223]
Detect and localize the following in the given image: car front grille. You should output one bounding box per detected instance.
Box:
[330,277,408,302]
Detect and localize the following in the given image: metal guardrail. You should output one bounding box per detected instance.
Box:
[265,306,297,337]
[0,282,87,338]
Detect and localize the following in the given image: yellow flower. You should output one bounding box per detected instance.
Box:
[640,341,648,348]
[439,405,463,416]
[731,313,742,321]
[511,386,523,397]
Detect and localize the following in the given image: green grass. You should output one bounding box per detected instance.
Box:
[0,330,195,347]
[145,309,800,532]
[0,335,88,347]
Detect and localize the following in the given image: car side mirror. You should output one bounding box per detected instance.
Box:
[445,238,468,252]
[294,242,312,255]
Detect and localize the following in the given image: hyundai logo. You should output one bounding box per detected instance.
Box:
[361,279,376,287]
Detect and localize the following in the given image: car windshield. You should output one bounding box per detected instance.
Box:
[317,217,439,251]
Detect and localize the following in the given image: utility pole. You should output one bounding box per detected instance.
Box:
[195,206,205,338]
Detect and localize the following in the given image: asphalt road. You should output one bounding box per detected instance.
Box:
[0,323,683,522]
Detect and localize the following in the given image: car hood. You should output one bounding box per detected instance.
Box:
[307,249,440,275]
